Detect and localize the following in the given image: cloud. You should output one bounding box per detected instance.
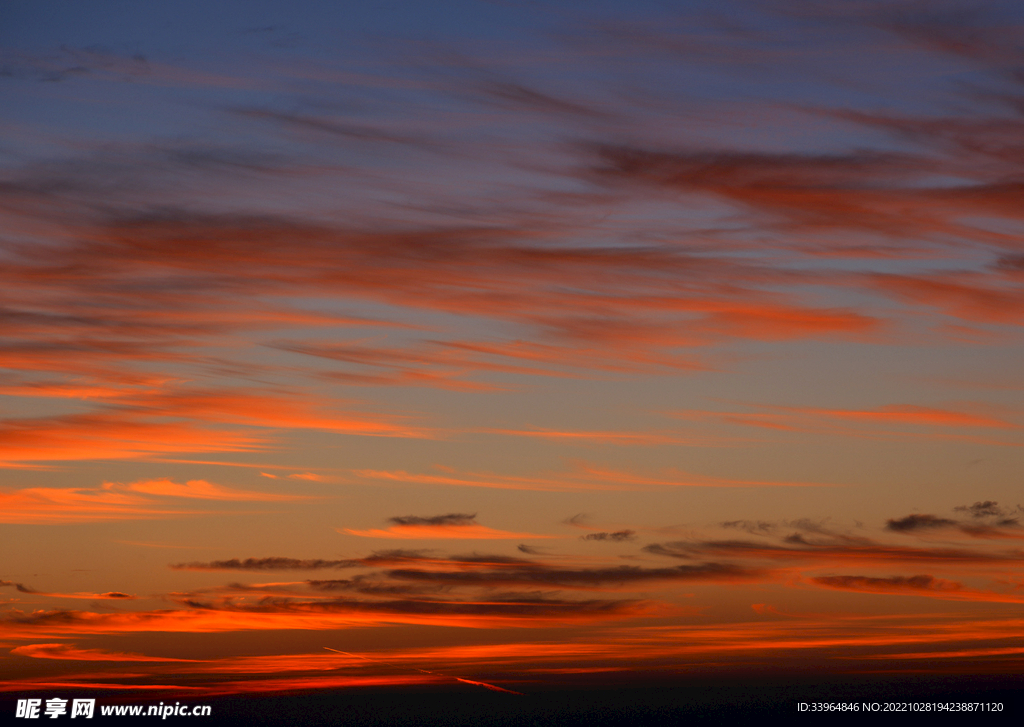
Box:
[0,484,200,525]
[867,273,1024,327]
[955,500,1009,518]
[4,580,136,602]
[388,513,477,527]
[477,428,709,446]
[885,503,1024,538]
[121,388,429,438]
[286,473,329,482]
[386,562,758,589]
[172,557,368,573]
[0,476,309,524]
[170,558,361,571]
[0,411,264,466]
[810,574,962,594]
[886,514,958,532]
[171,549,544,572]
[0,591,650,638]
[351,463,833,493]
[305,578,440,597]
[11,643,195,662]
[1,46,261,89]
[117,478,308,502]
[684,403,1021,438]
[644,538,1024,566]
[580,530,637,542]
[342,513,557,540]
[809,573,1024,604]
[563,513,590,528]
[232,107,429,146]
[721,520,776,535]
[586,143,937,239]
[342,525,554,540]
[4,0,1024,455]
[20,591,135,601]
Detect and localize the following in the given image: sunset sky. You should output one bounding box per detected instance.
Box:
[2,0,1024,710]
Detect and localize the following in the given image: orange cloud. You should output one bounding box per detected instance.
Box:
[0,597,651,638]
[677,402,1021,439]
[0,384,429,467]
[870,273,1024,326]
[11,643,195,662]
[0,485,198,524]
[343,524,553,539]
[21,592,136,601]
[0,672,438,695]
[804,404,1017,429]
[121,388,430,439]
[117,478,307,502]
[0,412,263,465]
[7,610,1024,695]
[0,476,309,524]
[352,463,831,493]
[477,428,724,446]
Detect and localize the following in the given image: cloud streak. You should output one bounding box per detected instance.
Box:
[0,477,306,524]
[342,513,555,540]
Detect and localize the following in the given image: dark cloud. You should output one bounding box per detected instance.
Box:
[810,574,961,593]
[958,522,1021,538]
[232,107,427,146]
[388,513,477,527]
[563,513,589,528]
[479,81,609,119]
[305,577,441,597]
[877,1,1022,67]
[995,254,1024,272]
[358,549,433,565]
[387,562,758,588]
[955,500,1005,518]
[886,504,1024,537]
[783,518,869,543]
[0,580,37,593]
[580,530,636,542]
[886,514,958,532]
[171,550,539,573]
[170,557,361,571]
[586,143,930,236]
[721,520,776,535]
[2,593,645,629]
[782,533,813,545]
[179,594,641,619]
[644,538,1020,565]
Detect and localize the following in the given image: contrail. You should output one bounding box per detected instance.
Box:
[323,647,524,695]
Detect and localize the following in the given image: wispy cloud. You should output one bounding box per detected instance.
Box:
[0,485,196,524]
[342,513,555,540]
[118,478,308,502]
[385,562,758,589]
[351,462,833,493]
[0,477,305,524]
[581,530,637,542]
[170,558,361,571]
[11,643,194,662]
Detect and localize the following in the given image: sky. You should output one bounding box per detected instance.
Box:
[2,0,1024,712]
